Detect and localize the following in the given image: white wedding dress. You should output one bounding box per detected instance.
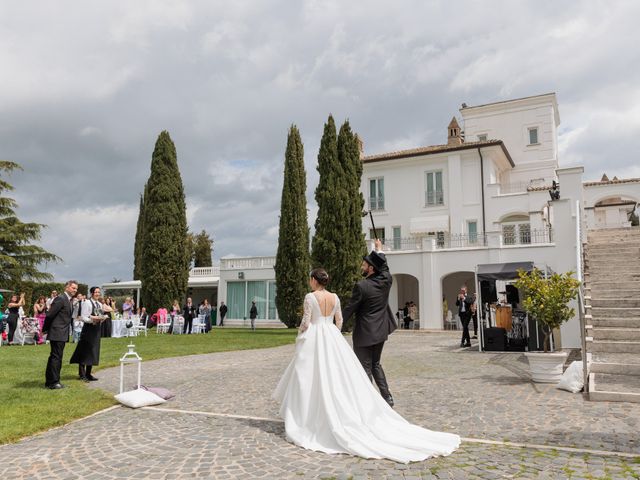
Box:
[273,292,460,463]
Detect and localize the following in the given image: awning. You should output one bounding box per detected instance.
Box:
[476,262,534,281]
[409,215,450,234]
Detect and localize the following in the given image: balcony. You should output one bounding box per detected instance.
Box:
[380,228,553,252]
[189,266,220,277]
[220,256,276,269]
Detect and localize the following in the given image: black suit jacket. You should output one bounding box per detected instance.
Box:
[342,259,398,348]
[456,295,474,315]
[43,294,74,342]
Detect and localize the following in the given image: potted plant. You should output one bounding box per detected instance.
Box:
[514,268,580,383]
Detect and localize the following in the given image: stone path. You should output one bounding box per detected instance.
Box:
[2,332,640,479]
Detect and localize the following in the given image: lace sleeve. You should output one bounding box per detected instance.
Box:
[298,294,313,333]
[334,295,343,331]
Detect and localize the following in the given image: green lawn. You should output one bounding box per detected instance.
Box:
[0,328,297,444]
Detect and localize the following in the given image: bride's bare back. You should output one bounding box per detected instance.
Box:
[313,290,336,316]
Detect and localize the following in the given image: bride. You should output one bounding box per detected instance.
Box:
[273,268,460,463]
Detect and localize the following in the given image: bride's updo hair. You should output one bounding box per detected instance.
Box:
[310,268,330,287]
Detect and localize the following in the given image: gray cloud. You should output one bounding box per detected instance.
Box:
[1,0,639,286]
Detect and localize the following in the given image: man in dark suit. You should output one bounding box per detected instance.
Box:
[342,239,397,407]
[183,298,197,334]
[249,301,258,331]
[456,286,474,348]
[219,302,228,327]
[42,280,78,389]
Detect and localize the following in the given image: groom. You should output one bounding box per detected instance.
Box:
[342,239,398,407]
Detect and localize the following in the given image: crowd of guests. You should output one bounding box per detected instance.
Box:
[1,288,231,346]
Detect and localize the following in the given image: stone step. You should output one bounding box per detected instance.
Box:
[589,317,640,328]
[586,289,640,298]
[588,327,640,341]
[585,259,640,266]
[591,362,640,375]
[584,273,640,281]
[590,307,640,318]
[587,282,640,292]
[587,339,640,353]
[591,298,640,308]
[587,244,640,251]
[592,352,640,365]
[592,372,640,395]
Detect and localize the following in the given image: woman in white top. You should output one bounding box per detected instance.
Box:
[273,268,460,464]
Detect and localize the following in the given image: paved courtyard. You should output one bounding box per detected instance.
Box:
[2,331,640,479]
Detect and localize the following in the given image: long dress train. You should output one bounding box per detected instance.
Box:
[273,292,460,464]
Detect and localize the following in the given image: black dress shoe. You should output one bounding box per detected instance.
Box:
[79,376,89,382]
[86,375,98,382]
[383,395,394,408]
[47,383,64,389]
[464,343,472,347]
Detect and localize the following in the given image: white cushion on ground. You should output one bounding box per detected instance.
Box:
[556,361,585,393]
[114,388,166,408]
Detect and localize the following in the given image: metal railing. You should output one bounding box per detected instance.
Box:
[369,196,385,211]
[498,178,552,195]
[425,190,444,206]
[436,233,488,249]
[502,228,553,246]
[384,237,425,251]
[220,256,276,269]
[576,199,589,393]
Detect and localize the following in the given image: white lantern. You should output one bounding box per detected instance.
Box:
[119,344,142,393]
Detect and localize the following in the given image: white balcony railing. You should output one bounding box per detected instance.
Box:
[379,228,553,252]
[221,256,276,269]
[189,266,220,277]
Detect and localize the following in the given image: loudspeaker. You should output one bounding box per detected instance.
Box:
[483,327,507,351]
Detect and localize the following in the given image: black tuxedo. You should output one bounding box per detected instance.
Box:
[183,304,197,334]
[43,294,74,386]
[342,254,397,401]
[219,304,228,326]
[456,294,474,346]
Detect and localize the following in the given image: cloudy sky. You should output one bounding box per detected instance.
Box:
[2,0,639,286]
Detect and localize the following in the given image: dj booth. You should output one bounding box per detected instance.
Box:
[475,262,548,352]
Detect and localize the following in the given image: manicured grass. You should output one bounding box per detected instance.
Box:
[0,328,297,444]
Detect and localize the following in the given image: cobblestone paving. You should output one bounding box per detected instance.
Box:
[2,331,640,479]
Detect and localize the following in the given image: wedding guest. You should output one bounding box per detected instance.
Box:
[249,301,258,331]
[33,296,47,343]
[43,280,78,389]
[199,299,212,332]
[45,290,58,312]
[100,297,114,337]
[219,301,228,327]
[6,293,25,344]
[183,298,197,334]
[139,307,149,327]
[122,297,133,319]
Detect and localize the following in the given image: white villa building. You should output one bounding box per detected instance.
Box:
[107,93,640,348]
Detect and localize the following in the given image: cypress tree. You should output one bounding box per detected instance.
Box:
[140,131,190,312]
[0,161,60,286]
[192,230,213,267]
[332,121,367,331]
[275,125,310,328]
[132,192,145,280]
[311,114,342,270]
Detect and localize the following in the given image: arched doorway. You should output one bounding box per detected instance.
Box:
[391,274,419,327]
[441,271,476,329]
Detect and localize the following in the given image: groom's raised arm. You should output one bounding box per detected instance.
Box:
[342,283,363,325]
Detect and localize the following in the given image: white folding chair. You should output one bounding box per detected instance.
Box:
[19,318,39,345]
[130,315,147,337]
[172,315,184,334]
[192,315,205,334]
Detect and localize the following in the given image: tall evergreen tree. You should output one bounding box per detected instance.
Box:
[191,230,214,267]
[140,132,190,312]
[132,192,145,280]
[275,125,310,328]
[0,161,60,286]
[311,115,342,270]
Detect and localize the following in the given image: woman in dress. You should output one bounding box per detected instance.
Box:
[273,268,460,464]
[122,297,133,319]
[33,296,47,344]
[70,287,112,381]
[6,293,25,345]
[199,299,212,332]
[100,297,114,338]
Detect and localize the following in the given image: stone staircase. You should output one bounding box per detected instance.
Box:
[584,227,640,402]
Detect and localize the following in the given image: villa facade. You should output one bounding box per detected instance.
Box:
[107,93,640,346]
